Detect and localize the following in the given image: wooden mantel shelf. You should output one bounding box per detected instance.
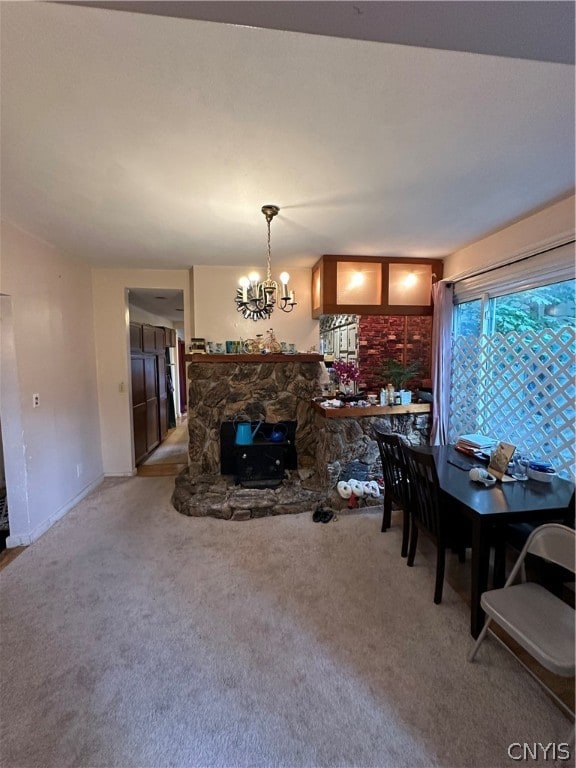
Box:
[312,400,432,419]
[185,353,324,363]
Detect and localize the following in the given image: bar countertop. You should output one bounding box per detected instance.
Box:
[185,353,324,363]
[311,400,432,419]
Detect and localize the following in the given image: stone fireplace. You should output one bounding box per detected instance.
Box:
[172,353,432,520]
[171,354,329,520]
[183,354,324,476]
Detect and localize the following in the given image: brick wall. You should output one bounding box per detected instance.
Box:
[358,315,433,393]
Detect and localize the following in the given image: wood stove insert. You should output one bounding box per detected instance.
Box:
[220,421,297,488]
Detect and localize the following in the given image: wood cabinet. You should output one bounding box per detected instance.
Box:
[154,326,166,352]
[131,352,163,464]
[130,322,174,464]
[142,324,157,353]
[165,328,176,348]
[131,357,148,463]
[157,353,168,440]
[130,322,143,352]
[144,356,160,450]
[311,254,442,318]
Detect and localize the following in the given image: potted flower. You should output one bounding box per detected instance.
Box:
[332,358,360,397]
[378,359,421,404]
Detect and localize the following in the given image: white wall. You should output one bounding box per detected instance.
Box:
[92,268,191,475]
[193,266,318,351]
[443,194,576,278]
[0,221,103,545]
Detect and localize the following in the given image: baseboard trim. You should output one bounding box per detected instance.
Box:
[6,474,105,547]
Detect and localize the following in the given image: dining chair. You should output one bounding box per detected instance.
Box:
[468,523,575,717]
[401,444,469,604]
[373,429,411,556]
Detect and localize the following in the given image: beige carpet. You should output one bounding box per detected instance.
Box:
[141,419,188,466]
[0,476,571,768]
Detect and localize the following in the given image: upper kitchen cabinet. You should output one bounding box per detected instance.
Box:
[130,322,143,353]
[165,328,176,348]
[311,255,443,318]
[140,324,176,352]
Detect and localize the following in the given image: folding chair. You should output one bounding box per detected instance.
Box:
[468,523,575,716]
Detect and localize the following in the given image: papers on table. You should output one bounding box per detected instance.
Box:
[457,433,497,450]
[455,434,497,460]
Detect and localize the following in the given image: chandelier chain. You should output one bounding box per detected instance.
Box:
[266,217,272,282]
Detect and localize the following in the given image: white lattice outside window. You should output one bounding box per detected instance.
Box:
[450,279,575,480]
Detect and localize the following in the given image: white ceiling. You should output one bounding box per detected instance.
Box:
[128,287,184,321]
[1,1,575,275]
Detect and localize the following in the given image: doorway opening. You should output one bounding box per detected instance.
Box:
[127,288,186,469]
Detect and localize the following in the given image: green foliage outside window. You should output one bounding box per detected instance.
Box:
[454,280,575,337]
[493,281,575,334]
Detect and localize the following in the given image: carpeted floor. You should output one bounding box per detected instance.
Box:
[0,475,572,768]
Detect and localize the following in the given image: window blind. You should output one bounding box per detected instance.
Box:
[453,241,575,303]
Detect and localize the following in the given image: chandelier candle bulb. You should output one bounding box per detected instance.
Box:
[279,272,290,299]
[239,276,249,303]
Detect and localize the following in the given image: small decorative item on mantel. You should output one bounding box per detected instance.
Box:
[189,338,206,353]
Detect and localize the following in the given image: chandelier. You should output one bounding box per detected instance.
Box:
[235,205,297,321]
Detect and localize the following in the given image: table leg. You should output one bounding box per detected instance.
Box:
[470,519,491,638]
[381,494,392,532]
[492,526,507,588]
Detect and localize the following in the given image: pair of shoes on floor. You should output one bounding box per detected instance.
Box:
[336,479,381,500]
[312,506,335,523]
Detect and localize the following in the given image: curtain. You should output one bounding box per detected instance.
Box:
[430,281,454,445]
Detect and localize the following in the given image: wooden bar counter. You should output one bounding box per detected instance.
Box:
[311,399,432,485]
[185,353,324,363]
[312,401,431,419]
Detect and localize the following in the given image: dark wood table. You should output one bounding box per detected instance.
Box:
[430,445,574,637]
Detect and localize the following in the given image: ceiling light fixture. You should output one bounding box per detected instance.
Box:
[403,272,418,288]
[235,205,297,321]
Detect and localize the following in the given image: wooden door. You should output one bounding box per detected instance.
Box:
[131,357,148,463]
[157,354,168,440]
[144,355,159,451]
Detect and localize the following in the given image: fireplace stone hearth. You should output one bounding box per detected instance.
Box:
[172,473,327,521]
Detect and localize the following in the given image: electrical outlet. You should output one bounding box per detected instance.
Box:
[32,393,40,408]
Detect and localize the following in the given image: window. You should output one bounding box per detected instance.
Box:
[453,299,482,338]
[450,279,575,479]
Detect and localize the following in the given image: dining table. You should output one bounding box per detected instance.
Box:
[429,445,575,637]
